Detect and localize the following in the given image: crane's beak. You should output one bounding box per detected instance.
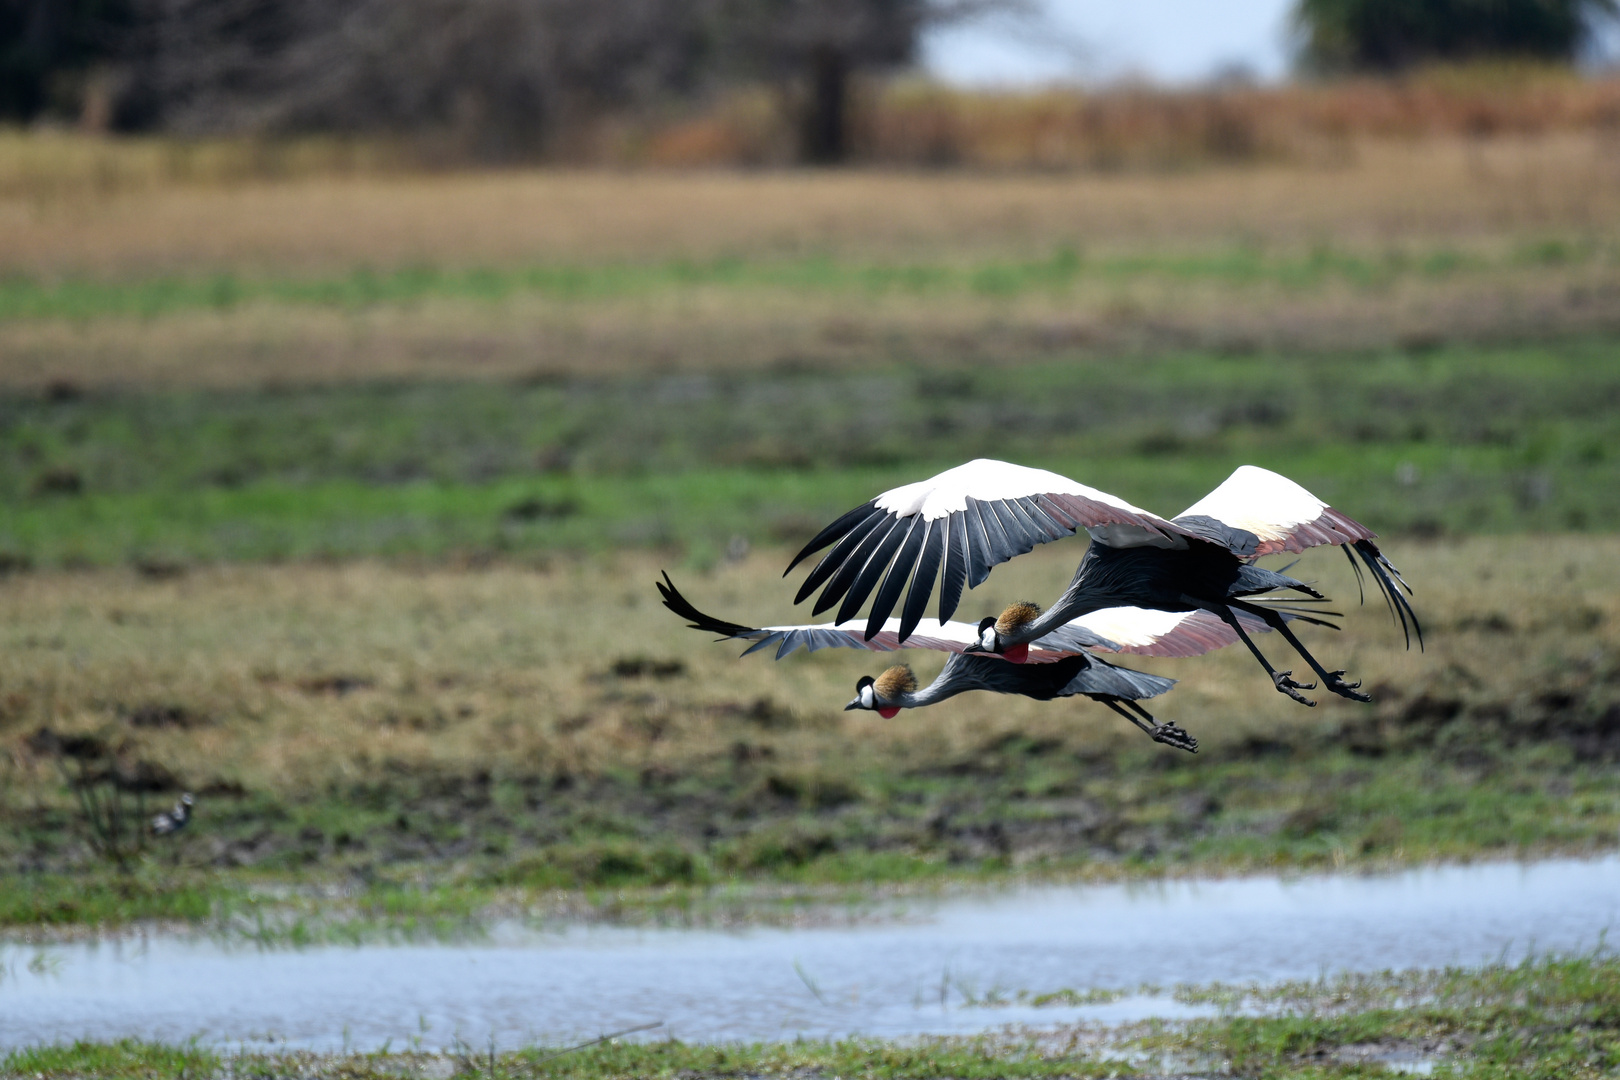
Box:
[962,642,985,654]
[844,698,863,711]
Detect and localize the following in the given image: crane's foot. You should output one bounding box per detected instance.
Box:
[1273,670,1318,707]
[1149,721,1199,754]
[1324,670,1372,703]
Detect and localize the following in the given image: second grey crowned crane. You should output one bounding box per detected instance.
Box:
[658,574,1234,751]
[844,654,1196,752]
[658,572,1284,665]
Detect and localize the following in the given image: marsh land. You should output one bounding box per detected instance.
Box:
[1,129,1618,1076]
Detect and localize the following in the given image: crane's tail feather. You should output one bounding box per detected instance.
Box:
[1243,601,1343,631]
[1343,540,1423,651]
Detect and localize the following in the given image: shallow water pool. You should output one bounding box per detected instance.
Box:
[1,856,1615,1051]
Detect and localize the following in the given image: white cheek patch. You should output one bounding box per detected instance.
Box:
[860,685,875,708]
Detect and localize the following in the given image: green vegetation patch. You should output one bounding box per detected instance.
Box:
[3,240,1612,322]
[2,1040,220,1080]
[2,340,1617,568]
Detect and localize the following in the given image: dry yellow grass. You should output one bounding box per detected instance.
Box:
[3,133,1620,389]
[6,135,1619,277]
[1,535,1614,805]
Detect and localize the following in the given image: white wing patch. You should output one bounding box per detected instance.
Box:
[1178,465,1326,542]
[761,617,980,647]
[1068,607,1196,648]
[874,458,1157,521]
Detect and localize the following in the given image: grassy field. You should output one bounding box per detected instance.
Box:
[0,534,1615,932]
[0,129,1617,939]
[10,951,1620,1077]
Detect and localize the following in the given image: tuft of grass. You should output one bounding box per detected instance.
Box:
[0,874,219,928]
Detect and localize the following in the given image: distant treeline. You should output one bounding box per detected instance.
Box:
[2,0,977,163]
[2,0,1617,164]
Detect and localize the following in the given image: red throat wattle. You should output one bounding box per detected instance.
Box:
[1003,642,1030,664]
[878,706,900,719]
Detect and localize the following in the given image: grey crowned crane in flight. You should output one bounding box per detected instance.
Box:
[658,572,1283,665]
[785,461,1418,708]
[658,574,1285,750]
[845,654,1195,752]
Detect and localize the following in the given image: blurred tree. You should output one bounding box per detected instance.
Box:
[1294,0,1620,72]
[112,0,710,157]
[712,0,1021,164]
[7,0,1020,163]
[0,0,132,122]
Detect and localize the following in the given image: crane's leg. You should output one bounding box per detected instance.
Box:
[1099,698,1198,753]
[1230,599,1372,702]
[1201,600,1317,706]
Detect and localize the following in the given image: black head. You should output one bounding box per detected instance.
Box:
[965,616,999,654]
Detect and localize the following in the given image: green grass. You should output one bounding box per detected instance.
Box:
[2,340,1618,568]
[2,1040,220,1080]
[3,240,1613,322]
[13,953,1620,1077]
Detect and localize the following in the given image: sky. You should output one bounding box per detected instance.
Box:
[922,0,1300,88]
[921,0,1620,87]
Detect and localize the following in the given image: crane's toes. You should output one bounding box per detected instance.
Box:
[1325,671,1372,703]
[1273,670,1318,707]
[1151,721,1199,754]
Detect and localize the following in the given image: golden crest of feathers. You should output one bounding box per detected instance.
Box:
[996,601,1042,635]
[874,665,918,698]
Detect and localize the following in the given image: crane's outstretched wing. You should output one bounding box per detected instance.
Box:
[659,574,1285,663]
[785,459,1193,643]
[658,573,1112,662]
[1048,606,1282,659]
[1174,465,1421,649]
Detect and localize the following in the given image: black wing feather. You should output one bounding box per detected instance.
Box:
[812,516,901,616]
[866,517,929,640]
[960,501,998,589]
[795,508,888,605]
[658,572,754,638]
[786,500,879,575]
[993,499,1037,553]
[975,498,1016,564]
[939,512,970,623]
[899,520,944,644]
[1017,496,1067,539]
[836,517,912,625]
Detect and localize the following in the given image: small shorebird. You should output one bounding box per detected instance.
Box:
[151,793,194,837]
